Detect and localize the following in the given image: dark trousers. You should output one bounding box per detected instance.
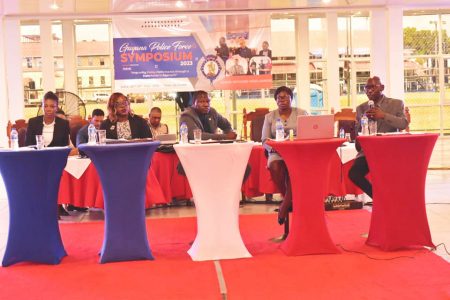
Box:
[348,156,372,199]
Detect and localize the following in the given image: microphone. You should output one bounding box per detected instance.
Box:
[368,100,375,109]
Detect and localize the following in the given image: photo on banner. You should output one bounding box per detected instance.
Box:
[112,14,271,93]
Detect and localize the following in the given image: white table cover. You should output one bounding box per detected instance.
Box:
[174,142,254,261]
[64,157,91,179]
[336,142,357,164]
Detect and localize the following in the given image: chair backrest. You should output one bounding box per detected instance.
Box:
[69,118,89,146]
[405,106,411,132]
[334,108,356,141]
[17,127,27,147]
[243,108,270,142]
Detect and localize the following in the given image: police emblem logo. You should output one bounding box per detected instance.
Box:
[197,55,224,85]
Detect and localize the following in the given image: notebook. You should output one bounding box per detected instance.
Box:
[296,115,335,140]
[155,133,178,145]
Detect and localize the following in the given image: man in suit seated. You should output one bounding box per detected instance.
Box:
[148,107,168,138]
[179,90,237,141]
[348,76,409,202]
[76,108,105,146]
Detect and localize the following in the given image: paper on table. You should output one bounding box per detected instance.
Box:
[64,157,91,179]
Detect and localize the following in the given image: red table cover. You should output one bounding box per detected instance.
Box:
[242,145,362,198]
[58,152,192,208]
[267,138,346,255]
[358,133,438,251]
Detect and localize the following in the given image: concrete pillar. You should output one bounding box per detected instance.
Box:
[326,12,340,112]
[62,20,77,93]
[40,19,56,92]
[295,14,311,112]
[386,6,405,100]
[3,19,24,123]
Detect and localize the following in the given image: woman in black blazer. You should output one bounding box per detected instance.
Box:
[25,91,70,147]
[100,92,152,140]
[25,91,72,217]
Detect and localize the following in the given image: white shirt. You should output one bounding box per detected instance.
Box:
[42,119,55,146]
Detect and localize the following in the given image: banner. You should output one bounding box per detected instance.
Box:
[112,15,271,92]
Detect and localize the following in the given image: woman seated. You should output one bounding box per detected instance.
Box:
[101,92,152,140]
[261,86,308,225]
[25,91,74,216]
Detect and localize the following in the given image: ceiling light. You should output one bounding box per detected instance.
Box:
[323,0,332,3]
[175,1,184,8]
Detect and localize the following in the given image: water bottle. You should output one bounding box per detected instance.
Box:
[275,118,284,141]
[361,114,369,136]
[368,119,377,135]
[339,127,345,139]
[10,128,19,150]
[180,122,188,144]
[88,124,97,144]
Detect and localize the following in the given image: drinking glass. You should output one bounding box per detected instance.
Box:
[35,135,45,150]
[193,129,202,144]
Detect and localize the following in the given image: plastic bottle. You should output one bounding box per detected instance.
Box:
[88,124,97,144]
[180,122,188,144]
[361,114,369,136]
[10,128,19,150]
[339,127,345,139]
[367,100,377,135]
[275,118,284,141]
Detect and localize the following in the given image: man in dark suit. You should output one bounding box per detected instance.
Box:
[25,91,71,147]
[348,76,409,200]
[258,41,272,59]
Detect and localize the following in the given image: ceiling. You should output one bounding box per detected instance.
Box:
[2,0,450,16]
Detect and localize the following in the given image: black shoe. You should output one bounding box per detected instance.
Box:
[278,217,286,225]
[67,204,88,212]
[58,205,70,216]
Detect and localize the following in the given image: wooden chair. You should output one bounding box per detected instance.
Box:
[405,106,411,132]
[6,119,29,147]
[334,108,356,141]
[242,107,274,203]
[69,118,89,147]
[242,107,270,142]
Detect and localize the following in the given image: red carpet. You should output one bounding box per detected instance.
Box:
[0,210,449,299]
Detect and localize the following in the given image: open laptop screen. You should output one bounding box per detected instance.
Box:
[296,115,335,140]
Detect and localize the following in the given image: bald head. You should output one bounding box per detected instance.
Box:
[365,76,385,101]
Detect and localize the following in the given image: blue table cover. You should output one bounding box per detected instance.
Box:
[0,147,70,267]
[78,141,160,263]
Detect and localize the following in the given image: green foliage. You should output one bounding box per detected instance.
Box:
[404,27,450,55]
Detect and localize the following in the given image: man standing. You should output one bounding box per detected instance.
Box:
[179,90,237,141]
[148,106,168,138]
[76,108,105,146]
[215,36,230,63]
[348,76,409,200]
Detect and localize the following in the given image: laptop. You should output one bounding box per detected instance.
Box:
[296,115,335,140]
[155,133,178,145]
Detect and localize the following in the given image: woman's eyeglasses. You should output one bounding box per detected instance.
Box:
[114,101,129,107]
[277,95,291,100]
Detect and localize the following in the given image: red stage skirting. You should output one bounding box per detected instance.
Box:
[241,145,362,198]
[59,146,362,208]
[1,211,449,299]
[58,152,193,208]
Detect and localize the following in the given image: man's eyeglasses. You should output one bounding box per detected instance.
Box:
[364,84,380,91]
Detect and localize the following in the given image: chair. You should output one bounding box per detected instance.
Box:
[69,118,89,147]
[6,120,29,147]
[242,107,274,203]
[405,106,411,132]
[242,107,270,142]
[334,108,356,141]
